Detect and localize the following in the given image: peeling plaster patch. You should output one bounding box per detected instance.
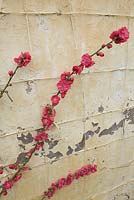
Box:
[75,135,85,152]
[34,150,46,158]
[36,107,134,159]
[17,133,33,144]
[84,130,94,139]
[123,107,134,124]
[17,152,27,164]
[17,127,25,131]
[38,16,48,31]
[15,107,134,163]
[126,103,129,107]
[113,193,130,200]
[19,144,25,150]
[94,126,101,134]
[25,81,32,94]
[92,122,99,127]
[74,130,95,152]
[99,119,124,137]
[45,138,59,150]
[66,146,73,155]
[65,107,134,154]
[98,105,104,113]
[46,151,63,160]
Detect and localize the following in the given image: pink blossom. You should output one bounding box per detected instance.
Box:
[57,80,71,93]
[41,116,54,130]
[8,164,18,170]
[42,163,97,199]
[3,180,13,190]
[60,72,74,85]
[14,52,31,67]
[2,191,7,196]
[0,167,3,174]
[42,105,56,117]
[35,142,44,151]
[65,173,74,185]
[34,132,48,142]
[97,52,104,57]
[14,173,22,182]
[22,166,31,171]
[72,65,84,75]
[81,53,95,68]
[42,106,56,129]
[110,27,129,44]
[57,178,66,189]
[51,95,60,106]
[60,91,67,98]
[8,70,14,76]
[107,43,112,49]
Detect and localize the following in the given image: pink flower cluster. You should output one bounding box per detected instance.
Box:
[41,54,95,132]
[110,26,129,44]
[0,52,32,186]
[34,131,48,142]
[81,53,95,68]
[75,164,97,179]
[40,27,129,135]
[57,72,74,98]
[0,162,31,196]
[34,131,48,151]
[41,105,56,130]
[2,173,22,196]
[3,172,22,190]
[8,52,31,78]
[43,164,97,199]
[72,53,95,75]
[14,52,31,67]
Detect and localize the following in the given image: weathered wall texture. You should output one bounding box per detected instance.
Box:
[0,1,134,200]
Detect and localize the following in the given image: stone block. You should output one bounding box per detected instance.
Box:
[82,71,126,118]
[71,0,130,16]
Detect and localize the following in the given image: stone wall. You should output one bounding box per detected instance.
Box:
[0,1,133,200]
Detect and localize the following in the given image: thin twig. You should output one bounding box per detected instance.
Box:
[0,40,113,197]
[0,65,19,100]
[0,143,38,197]
[5,91,13,102]
[91,40,113,57]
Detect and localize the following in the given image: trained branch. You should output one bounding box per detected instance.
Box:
[0,26,129,198]
[0,40,113,197]
[0,51,31,102]
[0,66,19,101]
